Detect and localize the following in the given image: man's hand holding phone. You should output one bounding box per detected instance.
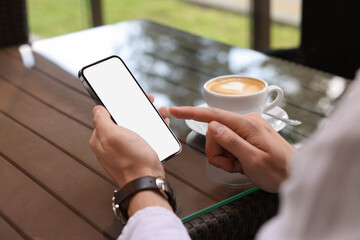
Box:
[79,56,181,163]
[80,56,181,220]
[89,96,174,218]
[89,94,169,188]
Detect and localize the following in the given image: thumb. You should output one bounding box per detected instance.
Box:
[208,121,257,164]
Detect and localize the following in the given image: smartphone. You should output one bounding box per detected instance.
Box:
[78,55,181,162]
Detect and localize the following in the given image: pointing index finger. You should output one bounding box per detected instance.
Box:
[170,106,242,128]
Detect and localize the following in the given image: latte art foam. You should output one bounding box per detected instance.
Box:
[207,78,265,95]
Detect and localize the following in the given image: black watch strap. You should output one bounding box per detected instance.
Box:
[112,176,176,223]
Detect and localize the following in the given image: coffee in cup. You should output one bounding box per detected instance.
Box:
[206,77,266,96]
[204,75,283,114]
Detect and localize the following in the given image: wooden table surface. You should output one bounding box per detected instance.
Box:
[0,20,351,239]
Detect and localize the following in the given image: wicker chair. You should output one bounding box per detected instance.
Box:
[0,0,29,48]
[266,0,360,79]
[185,190,279,240]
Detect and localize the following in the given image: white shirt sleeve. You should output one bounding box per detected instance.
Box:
[118,206,191,240]
[257,71,360,240]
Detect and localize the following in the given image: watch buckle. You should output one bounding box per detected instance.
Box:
[156,177,168,199]
[112,190,127,223]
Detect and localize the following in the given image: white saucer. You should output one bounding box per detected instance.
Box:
[185,103,287,136]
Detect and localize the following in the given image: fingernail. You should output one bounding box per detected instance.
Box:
[210,121,224,136]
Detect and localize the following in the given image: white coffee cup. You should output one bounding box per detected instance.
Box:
[204,75,283,114]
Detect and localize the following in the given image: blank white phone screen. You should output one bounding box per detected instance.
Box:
[83,57,181,162]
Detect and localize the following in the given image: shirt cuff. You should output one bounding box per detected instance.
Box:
[119,206,191,240]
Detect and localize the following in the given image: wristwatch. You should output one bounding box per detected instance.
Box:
[112,176,176,224]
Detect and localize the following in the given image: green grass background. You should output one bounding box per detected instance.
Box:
[27,0,299,49]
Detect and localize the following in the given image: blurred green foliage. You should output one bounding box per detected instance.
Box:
[27,0,299,49]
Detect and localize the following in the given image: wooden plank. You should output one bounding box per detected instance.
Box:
[0,52,94,129]
[2,47,87,94]
[0,77,110,180]
[165,174,216,218]
[0,111,215,227]
[0,78,216,213]
[0,113,119,236]
[0,217,24,240]
[0,156,104,239]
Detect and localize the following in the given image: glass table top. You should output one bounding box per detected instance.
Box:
[31,19,351,221]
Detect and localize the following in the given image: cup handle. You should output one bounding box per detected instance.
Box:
[264,85,284,112]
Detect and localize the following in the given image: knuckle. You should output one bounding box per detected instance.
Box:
[89,137,94,149]
[102,134,116,147]
[209,107,218,115]
[102,131,121,149]
[226,134,241,149]
[207,107,220,118]
[244,112,265,128]
[247,112,261,119]
[89,136,99,153]
[251,152,269,168]
[92,114,100,127]
[242,116,257,129]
